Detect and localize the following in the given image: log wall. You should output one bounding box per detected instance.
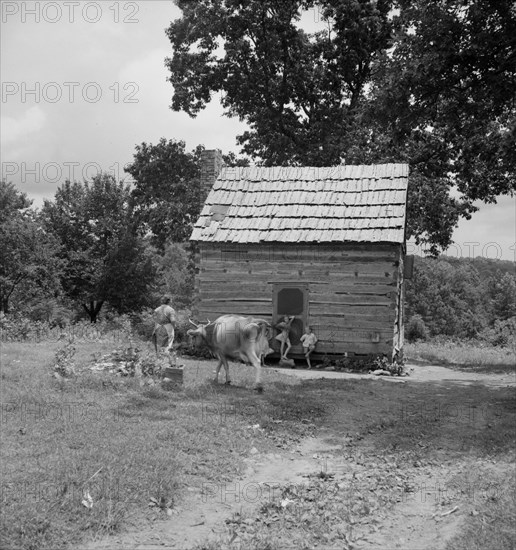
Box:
[194,243,403,357]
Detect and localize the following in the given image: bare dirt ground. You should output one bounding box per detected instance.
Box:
[270,363,516,388]
[81,363,515,550]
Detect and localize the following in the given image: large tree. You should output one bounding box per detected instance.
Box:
[41,174,154,322]
[0,182,62,314]
[166,0,515,253]
[368,0,516,251]
[125,139,204,250]
[125,139,249,248]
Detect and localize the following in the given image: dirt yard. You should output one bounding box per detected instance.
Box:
[78,361,515,550]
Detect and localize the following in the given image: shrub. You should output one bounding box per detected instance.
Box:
[24,298,73,328]
[131,308,156,340]
[174,309,194,343]
[0,313,56,342]
[130,308,193,344]
[405,314,429,342]
[53,338,77,377]
[176,338,213,359]
[479,317,516,348]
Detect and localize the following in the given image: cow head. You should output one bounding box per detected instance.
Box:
[187,319,216,347]
[187,319,206,339]
[243,319,273,356]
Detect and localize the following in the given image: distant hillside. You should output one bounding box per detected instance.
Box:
[453,256,515,279]
[405,255,515,342]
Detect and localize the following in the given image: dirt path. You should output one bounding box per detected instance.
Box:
[81,363,513,550]
[81,434,500,550]
[268,362,516,388]
[80,444,319,549]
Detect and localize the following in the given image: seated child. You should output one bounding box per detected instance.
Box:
[300,326,317,369]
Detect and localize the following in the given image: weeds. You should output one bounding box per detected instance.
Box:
[405,339,516,368]
[2,337,515,550]
[53,338,77,378]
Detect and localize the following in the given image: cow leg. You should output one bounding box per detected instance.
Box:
[222,357,231,385]
[214,357,223,383]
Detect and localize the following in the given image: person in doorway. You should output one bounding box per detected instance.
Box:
[300,326,318,369]
[275,315,295,360]
[152,295,177,361]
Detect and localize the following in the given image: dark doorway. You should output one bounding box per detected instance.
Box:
[272,284,308,352]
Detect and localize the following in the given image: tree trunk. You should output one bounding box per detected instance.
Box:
[82,300,104,323]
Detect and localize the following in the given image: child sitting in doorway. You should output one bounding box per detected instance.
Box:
[300,326,318,369]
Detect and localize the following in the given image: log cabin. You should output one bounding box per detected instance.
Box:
[190,150,410,361]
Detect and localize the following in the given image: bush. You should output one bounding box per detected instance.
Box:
[24,298,73,328]
[405,314,429,342]
[174,309,194,343]
[130,308,193,344]
[53,338,76,377]
[0,313,56,342]
[479,317,516,348]
[131,309,156,340]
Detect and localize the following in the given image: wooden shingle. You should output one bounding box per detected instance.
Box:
[191,163,409,244]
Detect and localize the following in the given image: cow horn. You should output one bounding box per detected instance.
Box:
[189,318,199,328]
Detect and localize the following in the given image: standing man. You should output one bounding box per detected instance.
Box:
[152,295,177,360]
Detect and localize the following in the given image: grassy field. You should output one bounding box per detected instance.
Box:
[0,339,310,550]
[1,337,515,550]
[404,339,516,370]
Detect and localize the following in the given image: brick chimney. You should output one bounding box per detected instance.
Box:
[200,149,224,202]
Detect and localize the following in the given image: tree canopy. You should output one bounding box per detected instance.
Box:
[166,0,516,253]
[0,181,62,314]
[125,139,250,249]
[405,255,516,340]
[41,174,155,321]
[125,139,204,249]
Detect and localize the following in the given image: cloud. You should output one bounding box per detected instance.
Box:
[115,49,248,153]
[408,195,516,261]
[1,105,47,145]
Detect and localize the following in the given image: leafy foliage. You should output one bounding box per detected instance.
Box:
[0,181,62,313]
[405,314,429,342]
[125,139,204,249]
[98,233,157,314]
[167,1,392,166]
[92,345,162,378]
[125,139,249,249]
[53,338,77,378]
[149,242,195,309]
[405,256,516,342]
[166,0,516,251]
[41,174,156,321]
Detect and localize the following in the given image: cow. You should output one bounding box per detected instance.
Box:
[187,315,273,392]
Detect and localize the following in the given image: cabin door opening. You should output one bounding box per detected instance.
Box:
[272,284,308,354]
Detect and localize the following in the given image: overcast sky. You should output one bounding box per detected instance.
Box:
[1,1,514,261]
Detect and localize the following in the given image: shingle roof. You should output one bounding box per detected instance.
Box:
[190,164,409,243]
